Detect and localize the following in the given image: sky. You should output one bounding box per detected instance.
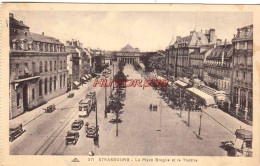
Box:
[12,11,252,52]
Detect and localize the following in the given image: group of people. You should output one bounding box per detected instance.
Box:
[149,104,158,112]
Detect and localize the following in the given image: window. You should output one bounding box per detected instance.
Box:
[64,60,66,69]
[60,60,62,69]
[45,78,48,94]
[16,63,20,77]
[50,61,52,71]
[32,88,35,100]
[54,76,57,90]
[39,61,43,73]
[236,71,239,78]
[44,61,48,72]
[49,77,52,92]
[243,72,246,81]
[60,74,62,88]
[24,63,29,74]
[32,62,35,74]
[17,93,20,107]
[39,80,42,96]
[54,61,57,70]
[63,74,66,86]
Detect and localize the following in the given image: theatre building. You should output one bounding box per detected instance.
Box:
[9,13,68,119]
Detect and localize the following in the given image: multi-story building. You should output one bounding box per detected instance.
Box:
[9,13,68,119]
[203,42,233,95]
[166,29,218,79]
[190,45,214,80]
[231,24,253,122]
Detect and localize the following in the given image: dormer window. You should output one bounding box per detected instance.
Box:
[24,32,28,36]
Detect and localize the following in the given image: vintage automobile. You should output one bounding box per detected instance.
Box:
[85,122,99,138]
[68,93,74,98]
[9,123,24,142]
[71,119,84,131]
[45,104,56,113]
[65,131,79,145]
[222,129,252,157]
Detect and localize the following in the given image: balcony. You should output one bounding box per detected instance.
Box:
[13,72,40,83]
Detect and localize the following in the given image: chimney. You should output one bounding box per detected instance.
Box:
[216,39,222,45]
[209,29,215,43]
[221,39,227,67]
[9,13,14,18]
[42,32,44,36]
[176,36,181,41]
[190,31,194,36]
[20,20,23,24]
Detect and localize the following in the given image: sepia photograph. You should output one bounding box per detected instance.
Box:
[1,3,260,166]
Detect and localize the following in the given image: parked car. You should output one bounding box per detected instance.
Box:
[102,72,107,76]
[85,122,99,138]
[65,131,79,145]
[45,104,56,113]
[9,123,24,142]
[71,119,84,131]
[68,93,74,98]
[107,71,111,74]
[96,75,100,79]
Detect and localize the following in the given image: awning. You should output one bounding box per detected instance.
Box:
[139,63,145,68]
[85,75,90,79]
[73,81,80,86]
[187,87,216,106]
[12,75,40,83]
[171,83,178,89]
[88,74,92,78]
[174,80,188,87]
[81,77,87,81]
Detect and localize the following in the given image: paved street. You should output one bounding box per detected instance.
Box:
[10,65,251,156]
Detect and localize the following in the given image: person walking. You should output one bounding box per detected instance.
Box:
[150,104,153,111]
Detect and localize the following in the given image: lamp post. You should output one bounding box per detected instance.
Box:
[104,75,108,118]
[198,106,203,136]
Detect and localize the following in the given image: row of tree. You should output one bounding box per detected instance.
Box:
[107,60,127,137]
[140,51,166,72]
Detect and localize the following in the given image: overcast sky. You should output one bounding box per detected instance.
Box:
[12,11,252,52]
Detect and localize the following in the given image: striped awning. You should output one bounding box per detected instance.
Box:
[73,81,80,86]
[174,80,188,87]
[187,87,216,106]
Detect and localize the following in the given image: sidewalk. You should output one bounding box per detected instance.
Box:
[9,80,94,127]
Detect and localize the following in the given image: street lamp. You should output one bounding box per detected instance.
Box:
[198,105,203,136]
[104,75,108,118]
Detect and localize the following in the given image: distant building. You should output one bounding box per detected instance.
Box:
[9,13,68,119]
[115,44,141,65]
[231,24,253,122]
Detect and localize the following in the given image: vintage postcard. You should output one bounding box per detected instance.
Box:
[1,3,260,166]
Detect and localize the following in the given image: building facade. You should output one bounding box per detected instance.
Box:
[231,24,253,122]
[115,44,141,64]
[190,45,214,80]
[203,43,233,95]
[166,29,217,79]
[9,13,68,119]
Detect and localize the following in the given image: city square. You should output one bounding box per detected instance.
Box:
[8,11,253,156]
